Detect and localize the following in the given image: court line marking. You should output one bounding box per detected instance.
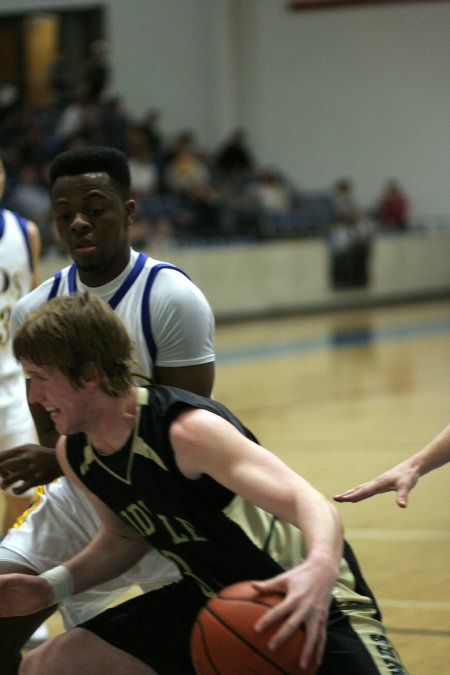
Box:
[386,626,450,637]
[217,316,450,364]
[345,528,450,541]
[380,599,450,611]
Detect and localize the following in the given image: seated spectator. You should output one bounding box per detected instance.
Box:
[374,179,410,231]
[138,108,165,164]
[49,83,102,157]
[7,162,65,257]
[215,168,259,240]
[0,77,19,127]
[174,183,221,244]
[215,128,255,180]
[46,50,73,109]
[79,39,111,104]
[126,127,159,198]
[8,164,51,229]
[98,95,130,153]
[134,191,178,250]
[247,167,296,238]
[163,131,210,195]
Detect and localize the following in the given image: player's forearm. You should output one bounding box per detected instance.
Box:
[62,526,151,596]
[410,425,450,476]
[295,489,343,575]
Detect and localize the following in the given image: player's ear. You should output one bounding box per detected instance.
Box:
[80,363,100,389]
[124,199,136,226]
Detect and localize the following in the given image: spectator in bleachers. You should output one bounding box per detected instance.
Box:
[247,167,296,238]
[138,108,165,164]
[98,95,130,153]
[46,50,73,109]
[126,127,159,199]
[133,191,177,250]
[215,128,255,180]
[8,164,51,230]
[79,39,111,104]
[174,183,221,245]
[215,168,259,240]
[329,178,372,289]
[127,126,170,249]
[7,163,62,257]
[373,179,410,231]
[163,130,210,195]
[0,77,19,127]
[49,83,102,156]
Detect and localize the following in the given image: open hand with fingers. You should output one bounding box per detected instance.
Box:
[333,460,421,508]
[252,558,335,670]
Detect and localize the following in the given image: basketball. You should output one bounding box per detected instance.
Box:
[190,581,317,674]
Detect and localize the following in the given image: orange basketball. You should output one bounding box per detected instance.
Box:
[190,580,317,674]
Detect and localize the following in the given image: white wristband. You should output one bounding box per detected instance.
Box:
[40,565,74,604]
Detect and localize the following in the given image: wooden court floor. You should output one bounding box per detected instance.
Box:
[7,299,450,673]
[213,299,450,675]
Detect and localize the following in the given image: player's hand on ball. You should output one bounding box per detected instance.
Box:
[253,561,334,669]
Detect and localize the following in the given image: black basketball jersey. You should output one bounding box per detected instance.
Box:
[66,385,283,598]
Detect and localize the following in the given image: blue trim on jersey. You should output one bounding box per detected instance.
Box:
[109,252,147,309]
[68,263,77,293]
[0,211,5,239]
[65,253,148,302]
[48,271,62,300]
[46,254,191,368]
[141,263,191,364]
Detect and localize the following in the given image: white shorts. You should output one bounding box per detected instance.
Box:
[0,478,181,628]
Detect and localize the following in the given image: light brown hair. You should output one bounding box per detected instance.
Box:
[14,293,135,396]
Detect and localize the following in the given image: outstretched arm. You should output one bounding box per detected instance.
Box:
[334,424,450,507]
[170,409,343,669]
[0,516,150,617]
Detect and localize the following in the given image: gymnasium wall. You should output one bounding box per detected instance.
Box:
[40,232,450,321]
[2,0,449,319]
[1,0,449,220]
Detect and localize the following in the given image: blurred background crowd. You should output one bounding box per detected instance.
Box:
[0,39,411,263]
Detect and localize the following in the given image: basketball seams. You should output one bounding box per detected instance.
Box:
[191,619,222,674]
[202,604,291,674]
[190,581,312,674]
[216,592,282,610]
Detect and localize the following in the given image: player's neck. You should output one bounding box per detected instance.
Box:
[88,387,137,455]
[77,247,131,288]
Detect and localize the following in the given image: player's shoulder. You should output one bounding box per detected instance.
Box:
[11,280,50,324]
[10,270,66,331]
[0,208,22,235]
[143,256,190,283]
[145,258,208,302]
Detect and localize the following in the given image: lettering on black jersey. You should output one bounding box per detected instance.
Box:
[120,499,208,544]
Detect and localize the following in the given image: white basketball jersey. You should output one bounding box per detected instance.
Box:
[11,249,215,381]
[0,209,34,434]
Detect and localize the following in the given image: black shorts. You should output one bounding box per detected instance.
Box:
[81,577,201,674]
[81,578,407,675]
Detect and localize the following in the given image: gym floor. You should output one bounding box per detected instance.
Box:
[9,298,450,673]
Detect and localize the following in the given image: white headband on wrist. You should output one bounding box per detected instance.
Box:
[40,565,74,604]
